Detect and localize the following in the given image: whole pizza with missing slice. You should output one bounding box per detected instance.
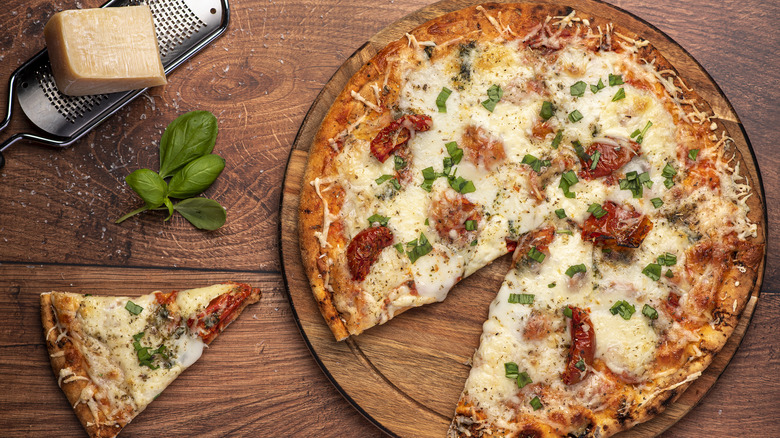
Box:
[297,2,764,437]
[41,282,260,438]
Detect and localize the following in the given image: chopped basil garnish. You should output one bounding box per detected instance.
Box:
[394,243,404,253]
[548,282,556,288]
[572,140,590,162]
[530,396,543,410]
[565,264,587,277]
[449,176,476,194]
[688,149,700,161]
[551,129,563,149]
[619,171,653,198]
[590,151,601,170]
[555,208,567,219]
[445,141,464,165]
[465,219,477,231]
[394,155,406,171]
[590,78,605,94]
[420,167,437,192]
[481,84,503,112]
[559,170,579,198]
[517,372,532,388]
[609,300,636,320]
[665,269,674,278]
[563,306,573,318]
[125,301,143,315]
[375,174,394,185]
[642,263,662,281]
[470,239,478,246]
[587,203,607,219]
[650,197,664,208]
[424,218,429,226]
[422,143,472,192]
[540,101,555,120]
[556,229,573,235]
[568,109,583,123]
[505,362,533,388]
[574,358,586,371]
[132,332,169,370]
[570,81,587,97]
[662,162,677,189]
[367,214,390,227]
[376,174,401,190]
[612,87,626,101]
[630,121,653,144]
[527,247,546,263]
[521,154,551,173]
[509,293,535,305]
[608,73,624,86]
[642,304,659,320]
[405,232,433,263]
[657,253,677,266]
[436,87,452,113]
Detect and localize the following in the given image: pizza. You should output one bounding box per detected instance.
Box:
[41,282,260,438]
[297,2,764,437]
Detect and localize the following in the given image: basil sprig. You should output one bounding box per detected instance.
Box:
[116,111,227,230]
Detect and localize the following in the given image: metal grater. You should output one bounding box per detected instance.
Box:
[0,0,230,169]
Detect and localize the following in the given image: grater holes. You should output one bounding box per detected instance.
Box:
[143,0,207,59]
[36,66,107,124]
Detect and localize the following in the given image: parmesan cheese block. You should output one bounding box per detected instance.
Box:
[44,6,166,96]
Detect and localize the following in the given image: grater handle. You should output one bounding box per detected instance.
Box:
[0,65,22,169]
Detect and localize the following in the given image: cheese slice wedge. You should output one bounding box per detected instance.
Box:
[44,6,167,96]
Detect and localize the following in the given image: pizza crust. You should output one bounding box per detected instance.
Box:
[41,292,125,438]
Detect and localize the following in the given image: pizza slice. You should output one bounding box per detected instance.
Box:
[40,282,260,438]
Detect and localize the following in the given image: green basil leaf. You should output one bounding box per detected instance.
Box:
[126,168,167,208]
[642,304,659,320]
[570,81,587,97]
[368,214,390,226]
[609,300,636,320]
[540,101,555,120]
[611,87,626,102]
[173,198,226,230]
[167,154,226,198]
[163,197,174,221]
[436,87,452,113]
[159,111,219,178]
[125,301,143,315]
[551,129,563,149]
[608,73,624,86]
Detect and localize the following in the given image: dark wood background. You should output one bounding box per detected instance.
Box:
[0,0,777,437]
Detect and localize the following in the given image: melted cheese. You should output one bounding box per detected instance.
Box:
[73,284,236,414]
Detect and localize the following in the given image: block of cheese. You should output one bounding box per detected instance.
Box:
[44,6,167,96]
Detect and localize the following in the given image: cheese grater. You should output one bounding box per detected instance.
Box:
[0,0,229,169]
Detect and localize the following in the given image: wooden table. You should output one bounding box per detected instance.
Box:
[0,1,777,437]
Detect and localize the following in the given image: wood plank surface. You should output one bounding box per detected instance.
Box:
[0,0,777,437]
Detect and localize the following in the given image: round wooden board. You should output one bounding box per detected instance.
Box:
[279,1,768,436]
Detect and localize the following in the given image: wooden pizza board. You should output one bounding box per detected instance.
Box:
[279,1,768,436]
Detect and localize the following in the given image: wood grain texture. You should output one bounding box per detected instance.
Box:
[0,0,777,437]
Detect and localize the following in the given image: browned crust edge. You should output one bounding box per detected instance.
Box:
[41,292,124,438]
